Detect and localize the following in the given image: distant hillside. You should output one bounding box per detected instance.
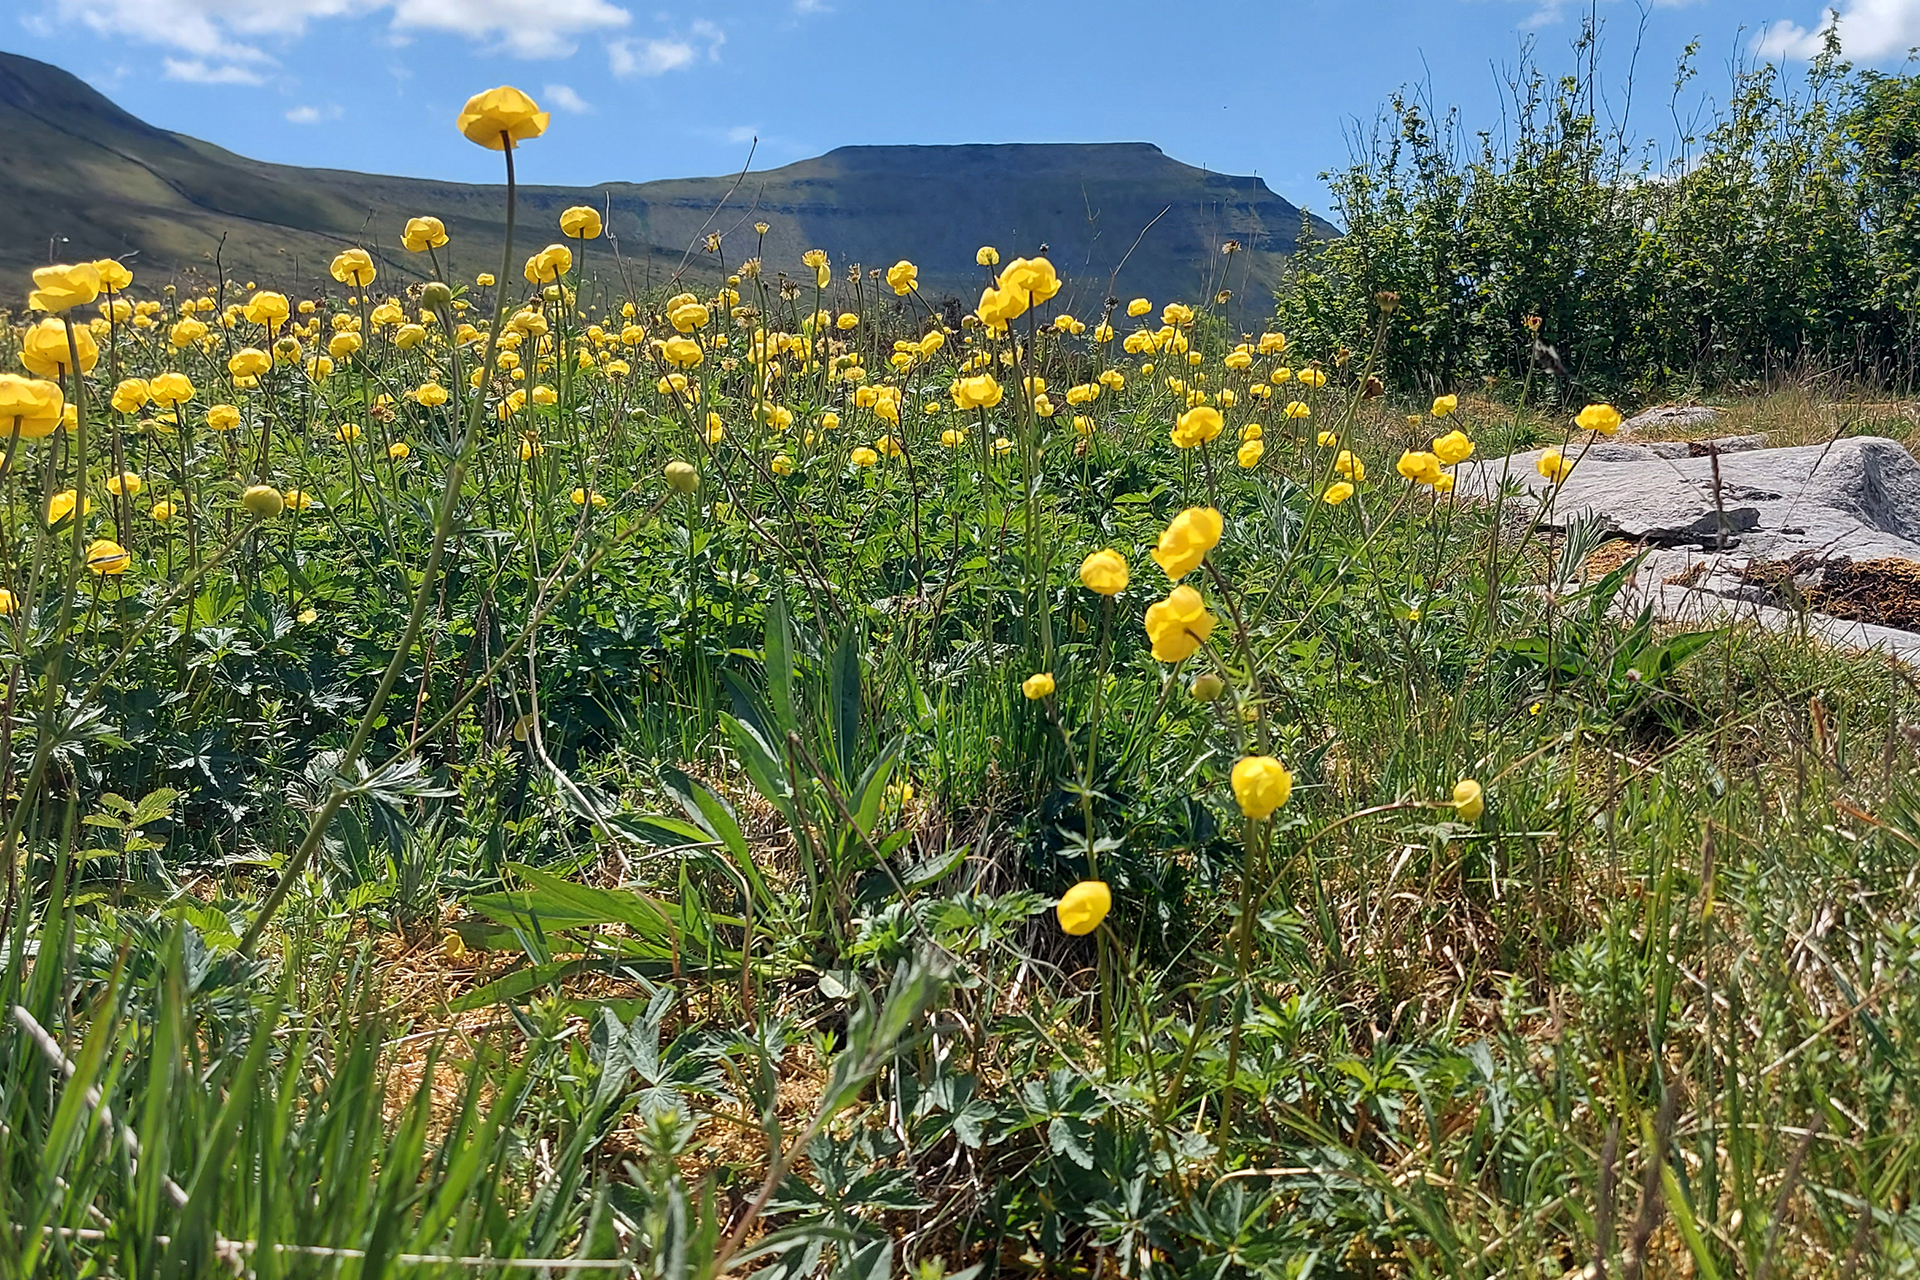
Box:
[0,50,1335,308]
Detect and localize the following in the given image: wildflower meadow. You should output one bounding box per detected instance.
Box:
[6,78,1920,1280]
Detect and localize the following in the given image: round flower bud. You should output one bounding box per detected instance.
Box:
[1189,672,1225,702]
[664,460,699,493]
[420,281,453,310]
[1056,880,1111,936]
[241,484,285,519]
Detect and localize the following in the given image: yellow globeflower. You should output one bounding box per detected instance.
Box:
[1231,756,1292,819]
[105,471,141,497]
[1431,394,1459,418]
[243,291,290,328]
[1143,584,1216,663]
[1432,429,1474,465]
[885,260,919,295]
[1149,507,1223,581]
[456,86,549,149]
[28,263,101,313]
[415,382,449,407]
[976,246,1000,266]
[1323,481,1355,505]
[1127,298,1151,317]
[20,319,98,377]
[329,249,376,288]
[283,489,314,511]
[1537,449,1572,483]
[47,490,89,524]
[1080,548,1128,596]
[1021,672,1055,700]
[241,485,285,518]
[0,589,15,615]
[1056,880,1111,935]
[0,374,66,439]
[388,442,411,460]
[401,216,449,252]
[771,454,794,476]
[1396,450,1442,485]
[1452,779,1485,821]
[1236,438,1264,468]
[1576,403,1622,435]
[850,446,879,468]
[85,539,130,575]
[559,206,603,239]
[149,500,177,523]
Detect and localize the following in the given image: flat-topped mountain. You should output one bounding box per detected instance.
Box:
[0,50,1333,305]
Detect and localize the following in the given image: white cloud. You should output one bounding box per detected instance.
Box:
[544,82,591,113]
[163,56,267,84]
[609,36,691,76]
[792,0,829,12]
[1758,1,1920,59]
[285,102,342,123]
[725,124,758,144]
[44,0,631,77]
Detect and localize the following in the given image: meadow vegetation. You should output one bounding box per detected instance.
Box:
[6,71,1920,1280]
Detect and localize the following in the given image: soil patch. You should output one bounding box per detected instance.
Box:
[1741,555,1920,632]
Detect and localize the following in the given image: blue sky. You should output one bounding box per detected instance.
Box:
[11,0,1920,212]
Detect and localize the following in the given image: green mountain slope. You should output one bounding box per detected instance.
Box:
[0,50,1333,307]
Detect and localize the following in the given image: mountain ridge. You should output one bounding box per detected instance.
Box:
[0,50,1334,306]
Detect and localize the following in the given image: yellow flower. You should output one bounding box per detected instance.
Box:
[456,85,550,149]
[1432,429,1474,465]
[228,348,271,379]
[1231,756,1292,819]
[664,460,699,492]
[388,442,411,460]
[1283,401,1311,420]
[1396,450,1442,485]
[1576,403,1622,435]
[148,372,194,408]
[524,243,573,283]
[1150,507,1224,580]
[28,263,101,313]
[661,337,703,369]
[1170,405,1224,449]
[476,273,496,287]
[416,382,449,407]
[46,490,90,524]
[283,489,314,511]
[998,257,1060,304]
[569,487,608,508]
[850,446,879,467]
[1161,302,1194,327]
[329,249,376,288]
[1452,779,1484,821]
[940,428,965,448]
[169,318,207,348]
[1431,472,1456,494]
[885,260,919,295]
[976,246,1000,266]
[1335,450,1365,481]
[394,323,428,350]
[1080,549,1128,595]
[336,422,363,444]
[206,404,241,431]
[93,259,133,292]
[1127,298,1151,317]
[949,373,1004,411]
[328,332,362,360]
[241,484,284,518]
[85,539,130,576]
[1236,438,1264,468]
[836,313,859,331]
[105,471,141,497]
[519,437,544,462]
[20,319,98,377]
[559,205,603,239]
[0,374,66,438]
[242,291,290,330]
[1537,449,1572,483]
[1056,880,1111,935]
[1431,394,1459,418]
[531,384,558,406]
[1022,672,1055,700]
[149,500,177,523]
[402,216,449,252]
[1257,332,1287,355]
[771,454,794,476]
[1143,584,1217,662]
[669,302,710,333]
[1297,368,1328,388]
[1323,481,1355,505]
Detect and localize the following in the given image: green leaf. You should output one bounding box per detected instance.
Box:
[766,579,796,737]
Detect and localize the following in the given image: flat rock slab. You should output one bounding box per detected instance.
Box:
[1621,404,1726,434]
[1460,436,1920,561]
[1460,435,1920,656]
